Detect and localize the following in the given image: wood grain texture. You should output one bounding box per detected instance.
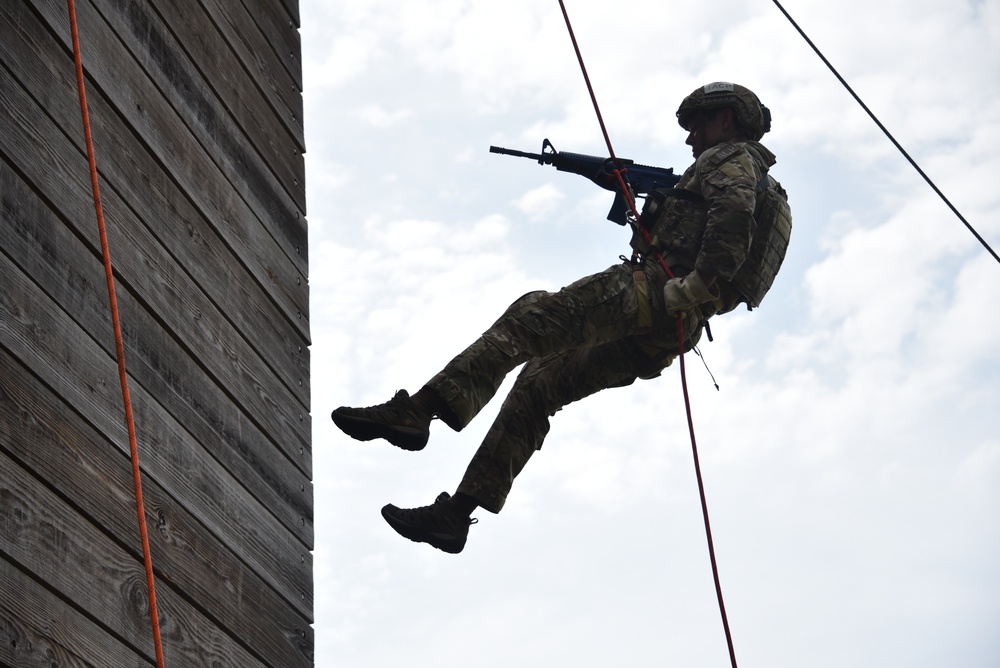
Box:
[95,0,307,241]
[109,0,306,206]
[0,95,314,525]
[147,0,305,201]
[0,349,314,668]
[29,0,311,321]
[0,0,313,662]
[255,0,300,34]
[0,244,313,621]
[0,558,150,667]
[194,0,305,150]
[0,450,277,668]
[0,2,314,465]
[236,0,304,89]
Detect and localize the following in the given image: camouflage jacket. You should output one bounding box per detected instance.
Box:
[675,140,776,282]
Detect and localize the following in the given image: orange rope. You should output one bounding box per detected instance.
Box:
[66,1,166,665]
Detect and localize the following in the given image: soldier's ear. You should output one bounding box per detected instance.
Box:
[722,107,737,131]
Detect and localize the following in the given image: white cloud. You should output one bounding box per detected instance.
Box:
[354,104,411,128]
[302,0,1000,666]
[513,184,565,222]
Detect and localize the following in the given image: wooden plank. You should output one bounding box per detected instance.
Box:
[257,0,300,33]
[0,350,314,668]
[168,0,305,151]
[128,0,306,207]
[236,0,303,90]
[0,153,314,602]
[0,450,278,668]
[26,0,311,322]
[0,84,314,512]
[0,63,313,483]
[0,557,151,667]
[0,15,311,474]
[0,2,311,410]
[1,0,313,663]
[0,252,313,621]
[89,0,307,226]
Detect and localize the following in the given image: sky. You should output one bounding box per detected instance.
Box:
[299,1,1000,666]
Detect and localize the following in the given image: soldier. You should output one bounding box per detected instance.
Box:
[332,82,792,554]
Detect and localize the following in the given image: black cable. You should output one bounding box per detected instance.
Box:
[771,0,1000,266]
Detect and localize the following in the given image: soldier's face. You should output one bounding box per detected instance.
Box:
[685,109,734,158]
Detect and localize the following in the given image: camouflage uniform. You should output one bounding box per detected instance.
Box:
[651,139,780,315]
[426,139,782,514]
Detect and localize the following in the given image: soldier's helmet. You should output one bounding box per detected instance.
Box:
[676,82,771,141]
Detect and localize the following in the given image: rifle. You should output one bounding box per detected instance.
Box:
[489,138,680,225]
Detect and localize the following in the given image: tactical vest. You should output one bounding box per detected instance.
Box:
[734,175,792,309]
[637,174,792,311]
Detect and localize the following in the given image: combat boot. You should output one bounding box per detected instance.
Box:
[331,390,431,451]
[381,492,478,554]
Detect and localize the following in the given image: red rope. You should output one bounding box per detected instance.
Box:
[66,2,166,665]
[676,317,739,668]
[556,2,738,666]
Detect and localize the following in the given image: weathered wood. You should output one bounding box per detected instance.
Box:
[0,449,277,668]
[255,0,300,37]
[28,0,311,319]
[0,349,314,668]
[122,0,307,206]
[0,154,316,603]
[89,0,307,238]
[0,252,313,620]
[0,69,313,487]
[0,557,150,667]
[0,129,313,549]
[237,0,304,90]
[1,0,312,661]
[1,1,311,405]
[195,0,305,151]
[0,79,309,490]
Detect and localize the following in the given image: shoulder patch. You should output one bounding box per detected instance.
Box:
[705,142,744,167]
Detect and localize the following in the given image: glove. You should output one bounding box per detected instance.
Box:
[661,270,720,315]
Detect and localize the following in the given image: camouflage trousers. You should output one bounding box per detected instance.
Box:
[425,259,704,513]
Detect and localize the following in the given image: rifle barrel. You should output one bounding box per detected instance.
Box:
[489,145,545,162]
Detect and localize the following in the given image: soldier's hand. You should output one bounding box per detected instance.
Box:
[662,270,720,314]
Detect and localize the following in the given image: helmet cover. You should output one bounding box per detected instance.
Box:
[676,82,771,141]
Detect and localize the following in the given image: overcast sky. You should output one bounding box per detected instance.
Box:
[299,1,1000,666]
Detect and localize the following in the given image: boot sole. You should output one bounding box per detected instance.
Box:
[331,411,428,451]
[381,504,466,554]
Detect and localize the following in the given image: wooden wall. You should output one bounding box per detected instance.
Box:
[0,0,312,665]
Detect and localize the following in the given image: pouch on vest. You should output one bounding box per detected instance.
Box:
[632,188,707,263]
[730,177,792,309]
